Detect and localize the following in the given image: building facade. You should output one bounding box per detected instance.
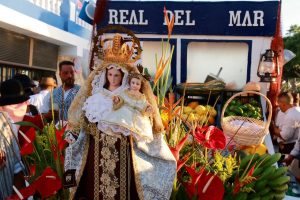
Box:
[0,0,91,82]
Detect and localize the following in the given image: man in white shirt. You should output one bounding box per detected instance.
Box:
[274,92,300,154]
[52,61,80,122]
[29,76,57,114]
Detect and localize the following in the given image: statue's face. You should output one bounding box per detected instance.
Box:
[130,78,142,92]
[107,68,123,87]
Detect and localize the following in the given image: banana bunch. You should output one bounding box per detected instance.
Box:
[234,153,290,200]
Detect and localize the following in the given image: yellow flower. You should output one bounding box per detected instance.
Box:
[225,154,238,176]
[161,111,169,128]
[213,151,238,182]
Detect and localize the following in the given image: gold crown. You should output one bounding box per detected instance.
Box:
[97,34,142,64]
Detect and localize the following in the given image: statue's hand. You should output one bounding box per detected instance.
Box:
[65,131,78,144]
[145,105,153,115]
[112,96,120,104]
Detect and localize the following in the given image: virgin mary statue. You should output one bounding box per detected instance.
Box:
[64,32,176,200]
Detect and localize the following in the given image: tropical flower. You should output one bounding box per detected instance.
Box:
[7,167,62,199]
[161,92,183,129]
[163,6,175,39]
[35,167,62,199]
[19,128,36,156]
[7,119,68,199]
[153,56,172,86]
[169,134,188,161]
[197,171,225,200]
[194,125,226,150]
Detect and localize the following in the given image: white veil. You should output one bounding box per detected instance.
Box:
[82,64,129,123]
[91,64,129,95]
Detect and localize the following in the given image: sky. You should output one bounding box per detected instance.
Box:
[282,0,300,36]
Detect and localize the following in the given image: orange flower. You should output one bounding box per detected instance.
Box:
[164,7,175,39]
[161,92,183,122]
[153,56,171,85]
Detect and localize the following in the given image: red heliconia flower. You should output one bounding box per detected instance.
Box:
[177,153,190,172]
[29,164,36,177]
[194,126,226,150]
[20,128,36,156]
[55,126,67,151]
[185,165,205,186]
[20,143,34,156]
[197,171,224,200]
[247,164,256,177]
[233,164,257,194]
[233,177,242,194]
[169,134,189,161]
[35,167,62,199]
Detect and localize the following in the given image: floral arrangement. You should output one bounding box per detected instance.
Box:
[7,114,68,200]
[151,8,291,200]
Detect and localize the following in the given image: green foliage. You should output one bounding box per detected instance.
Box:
[283,25,300,79]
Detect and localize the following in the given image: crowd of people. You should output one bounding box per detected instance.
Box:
[272,92,300,195]
[0,60,81,199]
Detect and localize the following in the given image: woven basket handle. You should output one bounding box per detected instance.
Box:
[221,91,272,129]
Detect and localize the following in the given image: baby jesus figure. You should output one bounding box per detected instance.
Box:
[98,73,154,142]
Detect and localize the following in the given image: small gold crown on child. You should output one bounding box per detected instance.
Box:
[128,64,152,81]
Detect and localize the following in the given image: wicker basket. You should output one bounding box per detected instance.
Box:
[221,91,272,146]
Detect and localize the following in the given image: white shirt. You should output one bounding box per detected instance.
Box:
[29,90,51,114]
[280,107,300,144]
[275,110,285,129]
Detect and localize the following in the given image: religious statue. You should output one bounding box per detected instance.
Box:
[64,30,176,200]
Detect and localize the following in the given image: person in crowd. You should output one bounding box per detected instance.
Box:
[32,77,40,94]
[284,130,300,195]
[13,74,36,96]
[13,74,39,115]
[0,79,27,199]
[273,92,300,154]
[52,61,80,122]
[29,76,57,114]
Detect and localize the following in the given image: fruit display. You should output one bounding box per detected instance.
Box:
[232,153,290,200]
[179,101,217,125]
[225,98,263,120]
[239,143,268,155]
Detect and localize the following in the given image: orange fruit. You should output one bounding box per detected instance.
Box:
[195,105,207,115]
[188,101,199,109]
[208,117,215,125]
